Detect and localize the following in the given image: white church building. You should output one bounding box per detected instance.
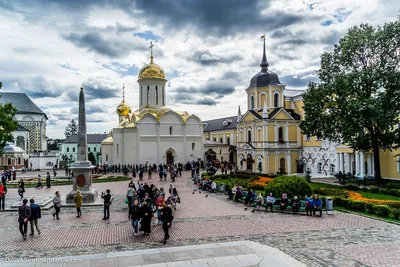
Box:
[101,48,204,165]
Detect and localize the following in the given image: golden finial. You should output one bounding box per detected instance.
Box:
[149,41,154,64]
[80,86,84,91]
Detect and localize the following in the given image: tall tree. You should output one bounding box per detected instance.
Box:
[64,119,78,138]
[88,151,96,165]
[0,82,18,155]
[300,21,400,182]
[47,137,65,150]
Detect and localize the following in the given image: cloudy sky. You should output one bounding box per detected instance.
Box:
[0,0,398,138]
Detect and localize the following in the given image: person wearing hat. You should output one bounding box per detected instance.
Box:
[74,190,83,218]
[291,196,300,214]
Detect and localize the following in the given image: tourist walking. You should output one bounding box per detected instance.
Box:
[18,199,30,240]
[101,189,112,220]
[74,190,83,217]
[52,191,62,219]
[140,199,152,236]
[126,184,135,214]
[18,178,25,200]
[129,199,141,236]
[160,201,173,244]
[148,168,152,180]
[46,172,51,188]
[29,199,41,235]
[0,183,7,210]
[36,175,43,188]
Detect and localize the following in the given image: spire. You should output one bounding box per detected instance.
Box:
[262,100,268,119]
[237,106,242,122]
[149,41,154,64]
[260,35,268,70]
[122,83,126,102]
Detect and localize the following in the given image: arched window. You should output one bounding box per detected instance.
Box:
[18,157,21,165]
[46,162,53,166]
[147,86,150,105]
[67,147,70,152]
[280,158,285,173]
[278,127,284,142]
[248,130,252,142]
[169,126,173,135]
[260,93,267,108]
[7,158,11,165]
[274,93,279,107]
[73,147,76,152]
[155,86,158,105]
[140,86,143,106]
[192,142,195,150]
[16,136,25,150]
[219,149,222,155]
[250,95,255,109]
[162,87,165,105]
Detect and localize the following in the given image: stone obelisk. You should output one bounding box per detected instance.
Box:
[66,87,98,203]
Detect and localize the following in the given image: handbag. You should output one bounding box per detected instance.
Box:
[176,197,181,204]
[125,198,128,204]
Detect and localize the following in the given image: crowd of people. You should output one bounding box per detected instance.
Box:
[226,184,323,216]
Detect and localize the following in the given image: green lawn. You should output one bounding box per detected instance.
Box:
[359,191,400,201]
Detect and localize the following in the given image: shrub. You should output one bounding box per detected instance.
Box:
[209,174,231,180]
[396,190,400,197]
[366,203,375,214]
[201,172,208,177]
[370,187,381,194]
[374,205,391,217]
[313,188,347,198]
[390,208,400,220]
[379,188,389,195]
[388,189,398,196]
[384,181,400,189]
[333,197,344,207]
[248,184,266,190]
[349,200,366,212]
[265,175,312,198]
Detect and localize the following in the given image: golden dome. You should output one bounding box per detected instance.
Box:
[116,99,131,116]
[138,56,166,80]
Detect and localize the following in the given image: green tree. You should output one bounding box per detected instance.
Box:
[88,151,96,165]
[0,82,18,155]
[64,119,78,138]
[300,21,400,183]
[47,137,65,150]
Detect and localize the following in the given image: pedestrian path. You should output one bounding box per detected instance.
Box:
[0,241,305,267]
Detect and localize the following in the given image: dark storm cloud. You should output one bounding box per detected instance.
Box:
[81,77,120,99]
[191,50,243,66]
[70,105,108,115]
[63,32,140,58]
[222,71,241,81]
[11,75,61,98]
[130,0,313,36]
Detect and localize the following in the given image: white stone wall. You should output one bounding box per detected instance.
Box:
[302,141,338,177]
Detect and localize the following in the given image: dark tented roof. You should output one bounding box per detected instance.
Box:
[63,134,108,144]
[203,116,238,132]
[0,92,47,118]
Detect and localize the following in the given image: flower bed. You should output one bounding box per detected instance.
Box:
[248,176,273,190]
[348,192,399,205]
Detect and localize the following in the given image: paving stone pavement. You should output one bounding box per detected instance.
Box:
[1,171,400,267]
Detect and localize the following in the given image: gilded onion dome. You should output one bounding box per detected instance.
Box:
[116,85,131,116]
[138,47,166,80]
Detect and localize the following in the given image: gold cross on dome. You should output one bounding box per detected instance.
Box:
[149,41,154,57]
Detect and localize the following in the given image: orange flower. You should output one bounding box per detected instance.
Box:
[249,177,273,187]
[348,191,399,205]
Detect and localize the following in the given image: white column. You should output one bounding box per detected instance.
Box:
[285,123,289,148]
[368,153,373,175]
[265,152,269,173]
[355,152,360,174]
[223,134,226,144]
[286,152,291,174]
[360,152,365,176]
[345,153,350,173]
[230,133,234,145]
[157,124,161,164]
[335,153,340,173]
[275,153,279,173]
[371,154,375,176]
[340,153,345,172]
[274,122,278,147]
[264,124,268,148]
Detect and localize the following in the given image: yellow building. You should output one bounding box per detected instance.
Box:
[204,39,400,179]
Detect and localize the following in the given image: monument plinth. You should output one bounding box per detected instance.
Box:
[66,87,98,204]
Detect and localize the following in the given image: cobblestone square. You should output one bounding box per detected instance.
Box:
[1,171,399,266]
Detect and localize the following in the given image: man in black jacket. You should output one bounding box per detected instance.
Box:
[160,201,173,244]
[18,199,31,240]
[29,199,41,235]
[129,199,141,236]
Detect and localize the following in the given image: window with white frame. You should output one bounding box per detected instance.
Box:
[330,164,335,174]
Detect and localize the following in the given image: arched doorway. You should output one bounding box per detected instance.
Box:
[166,151,174,164]
[280,158,285,173]
[247,154,253,170]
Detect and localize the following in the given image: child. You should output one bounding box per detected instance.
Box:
[252,193,263,212]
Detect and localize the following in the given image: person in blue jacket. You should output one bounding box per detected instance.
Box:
[312,194,323,217]
[305,195,314,216]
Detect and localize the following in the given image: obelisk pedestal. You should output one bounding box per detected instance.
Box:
[66,87,98,204]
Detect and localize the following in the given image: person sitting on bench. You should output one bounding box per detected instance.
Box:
[280,193,288,213]
[244,190,256,206]
[266,193,275,212]
[291,196,300,214]
[312,194,323,217]
[305,195,314,216]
